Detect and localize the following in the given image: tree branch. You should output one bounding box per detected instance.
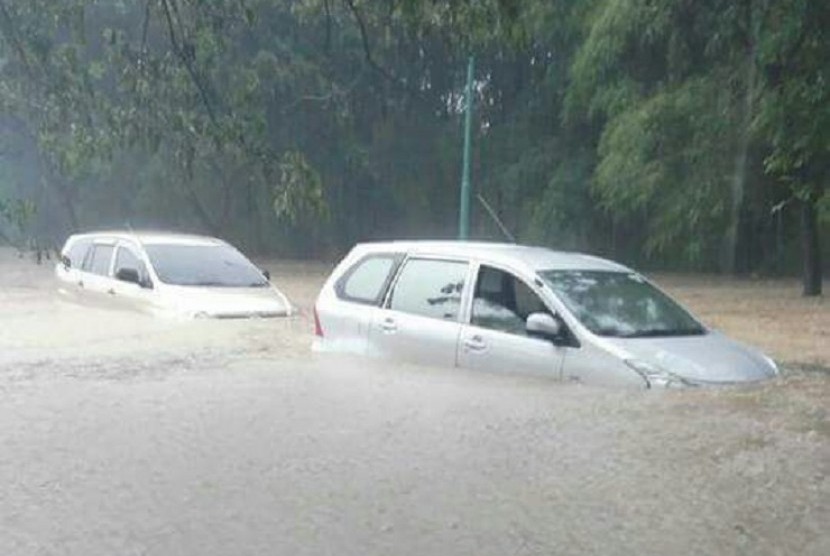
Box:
[342,0,401,86]
[160,0,219,125]
[324,0,332,54]
[0,0,34,76]
[140,0,152,52]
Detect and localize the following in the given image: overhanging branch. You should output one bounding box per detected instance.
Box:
[160,0,219,125]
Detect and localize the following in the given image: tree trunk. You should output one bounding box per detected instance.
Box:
[801,195,822,296]
[39,155,79,233]
[48,175,80,232]
[724,9,758,275]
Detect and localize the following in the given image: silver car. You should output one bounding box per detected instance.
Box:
[56,231,292,318]
[313,241,778,388]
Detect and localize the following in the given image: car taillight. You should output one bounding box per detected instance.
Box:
[313,307,324,337]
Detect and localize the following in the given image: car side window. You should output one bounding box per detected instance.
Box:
[66,239,92,268]
[114,245,150,282]
[471,265,550,336]
[336,254,401,305]
[115,246,140,273]
[84,244,115,276]
[388,258,467,321]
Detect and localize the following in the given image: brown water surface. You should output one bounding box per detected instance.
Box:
[1,249,827,556]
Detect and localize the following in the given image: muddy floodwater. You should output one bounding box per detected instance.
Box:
[1,249,828,555]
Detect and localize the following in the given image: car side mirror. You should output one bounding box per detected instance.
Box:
[116,267,141,285]
[61,255,71,269]
[526,312,562,341]
[261,268,271,281]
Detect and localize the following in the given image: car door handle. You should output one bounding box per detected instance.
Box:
[464,335,487,352]
[380,318,398,333]
[107,288,116,295]
[78,280,84,288]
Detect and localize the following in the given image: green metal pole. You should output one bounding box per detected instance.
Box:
[458,55,474,240]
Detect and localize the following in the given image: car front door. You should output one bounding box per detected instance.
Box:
[110,242,155,312]
[457,264,566,379]
[367,257,471,368]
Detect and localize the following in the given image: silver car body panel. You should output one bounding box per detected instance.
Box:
[314,241,777,388]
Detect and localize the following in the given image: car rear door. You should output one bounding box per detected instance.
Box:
[77,240,118,305]
[316,252,404,353]
[457,263,565,379]
[56,237,93,299]
[367,256,471,368]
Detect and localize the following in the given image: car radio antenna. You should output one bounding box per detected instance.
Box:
[124,221,144,251]
[476,193,516,243]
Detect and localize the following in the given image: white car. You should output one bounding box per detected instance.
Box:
[56,231,292,318]
[313,241,779,388]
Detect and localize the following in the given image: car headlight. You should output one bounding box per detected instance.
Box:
[625,359,693,389]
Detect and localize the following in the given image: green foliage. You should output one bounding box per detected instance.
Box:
[756,0,830,194]
[273,150,327,224]
[0,0,825,280]
[0,196,36,237]
[593,77,734,261]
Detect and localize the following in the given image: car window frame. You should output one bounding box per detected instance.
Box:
[468,262,551,335]
[113,241,153,288]
[381,254,473,323]
[334,252,404,306]
[465,260,582,348]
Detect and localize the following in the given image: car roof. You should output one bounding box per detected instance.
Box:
[65,230,226,247]
[351,240,631,273]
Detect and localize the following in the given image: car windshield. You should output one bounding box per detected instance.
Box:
[144,244,268,287]
[540,270,705,338]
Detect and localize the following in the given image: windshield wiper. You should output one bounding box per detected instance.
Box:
[622,328,705,338]
[594,327,628,337]
[188,280,268,287]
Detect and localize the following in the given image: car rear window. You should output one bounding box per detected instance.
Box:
[388,258,468,321]
[336,253,402,305]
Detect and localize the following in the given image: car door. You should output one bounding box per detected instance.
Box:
[457,263,566,379]
[367,256,471,368]
[56,237,93,299]
[110,242,155,312]
[78,240,117,305]
[319,252,404,353]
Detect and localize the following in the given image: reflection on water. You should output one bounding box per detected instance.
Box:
[0,250,828,556]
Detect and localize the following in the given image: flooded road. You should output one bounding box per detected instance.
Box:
[1,250,828,555]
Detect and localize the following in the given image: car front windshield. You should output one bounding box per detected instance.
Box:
[540,270,705,338]
[144,244,268,287]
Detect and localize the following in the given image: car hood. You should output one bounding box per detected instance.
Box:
[602,331,777,384]
[158,284,291,318]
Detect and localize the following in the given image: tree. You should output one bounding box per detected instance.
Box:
[756,0,829,296]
